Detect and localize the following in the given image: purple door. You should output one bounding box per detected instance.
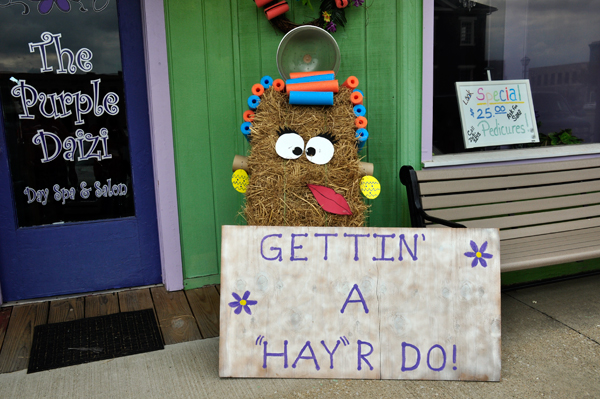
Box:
[0,0,161,301]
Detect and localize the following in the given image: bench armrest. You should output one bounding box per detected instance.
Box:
[399,165,466,229]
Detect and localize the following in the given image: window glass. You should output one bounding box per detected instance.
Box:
[433,0,600,155]
[0,1,134,227]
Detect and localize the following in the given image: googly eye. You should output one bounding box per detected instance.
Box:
[305,136,335,165]
[275,132,305,160]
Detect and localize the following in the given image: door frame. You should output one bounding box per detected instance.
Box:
[0,0,183,304]
[139,0,183,292]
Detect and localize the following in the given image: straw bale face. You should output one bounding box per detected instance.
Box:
[244,87,368,227]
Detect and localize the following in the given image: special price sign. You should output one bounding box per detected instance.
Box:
[219,226,501,381]
[455,80,539,148]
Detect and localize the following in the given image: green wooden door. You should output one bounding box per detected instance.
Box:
[163,0,423,289]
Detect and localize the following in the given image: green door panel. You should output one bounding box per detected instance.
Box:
[164,0,423,287]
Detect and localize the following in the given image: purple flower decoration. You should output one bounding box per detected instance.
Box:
[229,291,257,315]
[464,240,493,267]
[326,21,337,33]
[37,0,71,14]
[353,0,365,6]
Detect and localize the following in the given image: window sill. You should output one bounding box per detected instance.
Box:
[423,144,600,168]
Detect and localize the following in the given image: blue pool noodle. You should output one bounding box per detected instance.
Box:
[261,75,273,89]
[241,122,252,134]
[248,95,261,110]
[353,104,366,117]
[289,91,334,106]
[286,73,335,85]
[356,128,368,150]
[241,122,252,142]
[353,89,364,96]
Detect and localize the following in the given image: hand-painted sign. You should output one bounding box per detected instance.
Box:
[219,226,501,381]
[455,80,539,148]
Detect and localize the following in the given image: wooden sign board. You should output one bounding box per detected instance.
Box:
[455,80,539,148]
[219,226,501,381]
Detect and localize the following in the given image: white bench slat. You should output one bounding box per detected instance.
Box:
[450,205,600,230]
[422,181,598,209]
[501,227,600,255]
[416,157,600,181]
[428,192,600,221]
[500,226,600,247]
[419,167,600,195]
[428,217,600,240]
[502,236,600,258]
[499,217,600,240]
[501,245,600,272]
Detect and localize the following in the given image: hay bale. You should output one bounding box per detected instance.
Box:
[244,86,368,227]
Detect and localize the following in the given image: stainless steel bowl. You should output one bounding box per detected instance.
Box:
[276,25,341,80]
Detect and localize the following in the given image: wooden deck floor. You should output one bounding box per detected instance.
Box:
[0,285,221,374]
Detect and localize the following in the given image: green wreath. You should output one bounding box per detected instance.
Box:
[263,0,365,34]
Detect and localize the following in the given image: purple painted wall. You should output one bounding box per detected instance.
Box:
[140,0,183,291]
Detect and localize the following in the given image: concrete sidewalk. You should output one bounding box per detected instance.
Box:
[1,275,599,398]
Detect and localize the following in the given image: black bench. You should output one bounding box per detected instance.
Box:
[400,158,600,271]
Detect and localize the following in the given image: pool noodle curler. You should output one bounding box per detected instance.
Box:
[255,0,271,7]
[289,70,335,79]
[342,76,359,89]
[286,73,335,85]
[355,116,367,128]
[241,121,252,135]
[247,95,261,110]
[243,110,255,122]
[272,79,285,92]
[350,91,363,105]
[252,83,265,97]
[356,128,369,150]
[264,2,289,20]
[353,104,366,117]
[286,80,339,94]
[261,75,273,89]
[289,91,334,106]
[353,89,364,96]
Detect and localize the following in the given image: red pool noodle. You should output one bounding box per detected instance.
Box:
[342,76,359,89]
[264,1,289,20]
[355,116,367,128]
[350,91,363,105]
[273,79,285,92]
[286,80,339,94]
[252,83,264,97]
[243,110,255,122]
[289,70,335,79]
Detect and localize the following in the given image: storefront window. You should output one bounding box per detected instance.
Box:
[432,0,600,156]
[0,1,134,227]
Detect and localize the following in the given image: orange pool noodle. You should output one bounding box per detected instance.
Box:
[255,0,271,6]
[350,91,363,105]
[289,70,335,79]
[264,1,289,20]
[286,80,339,94]
[355,116,367,128]
[252,83,265,97]
[273,79,285,92]
[342,76,359,89]
[243,110,255,122]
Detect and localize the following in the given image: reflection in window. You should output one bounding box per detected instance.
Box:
[433,0,600,155]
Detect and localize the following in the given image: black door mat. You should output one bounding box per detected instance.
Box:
[28,308,164,373]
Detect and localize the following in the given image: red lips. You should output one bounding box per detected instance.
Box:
[307,184,352,215]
